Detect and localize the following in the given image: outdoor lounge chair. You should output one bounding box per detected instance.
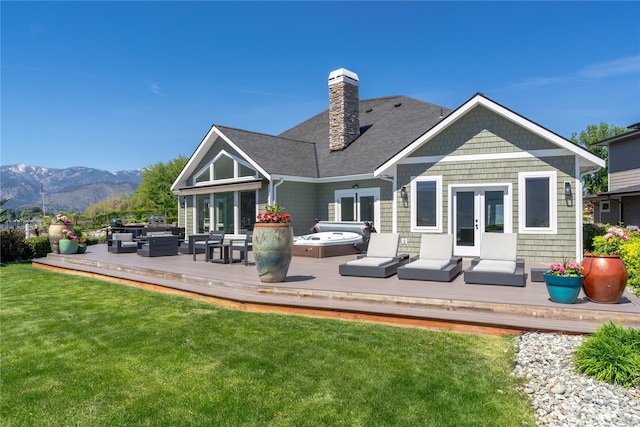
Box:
[397,234,462,282]
[193,230,225,261]
[463,233,525,287]
[338,233,405,278]
[107,232,139,254]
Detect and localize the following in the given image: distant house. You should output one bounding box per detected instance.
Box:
[171,68,604,262]
[586,123,640,227]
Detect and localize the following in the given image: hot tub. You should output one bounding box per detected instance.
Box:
[293,231,363,258]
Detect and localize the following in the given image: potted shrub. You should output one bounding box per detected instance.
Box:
[253,203,293,283]
[58,228,79,254]
[543,260,583,304]
[583,226,629,303]
[48,213,73,254]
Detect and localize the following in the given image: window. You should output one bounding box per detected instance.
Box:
[213,156,234,180]
[518,171,556,234]
[411,176,442,232]
[601,201,610,213]
[193,151,257,185]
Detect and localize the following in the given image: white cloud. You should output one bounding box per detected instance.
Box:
[150,83,163,95]
[579,55,640,79]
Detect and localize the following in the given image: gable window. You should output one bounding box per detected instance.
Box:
[214,155,234,180]
[411,176,442,232]
[193,151,256,186]
[518,171,556,234]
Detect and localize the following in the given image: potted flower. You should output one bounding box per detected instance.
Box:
[582,226,629,303]
[48,213,74,253]
[253,203,293,282]
[543,260,584,304]
[58,228,79,254]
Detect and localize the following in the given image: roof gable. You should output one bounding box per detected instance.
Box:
[376,93,605,176]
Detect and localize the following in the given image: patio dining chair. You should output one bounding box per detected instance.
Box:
[463,233,526,287]
[193,230,225,261]
[397,234,462,282]
[229,230,253,266]
[338,233,405,278]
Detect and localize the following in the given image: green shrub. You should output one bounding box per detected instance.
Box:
[24,236,52,259]
[574,322,640,388]
[583,223,606,253]
[0,229,27,263]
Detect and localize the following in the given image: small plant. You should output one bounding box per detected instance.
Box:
[547,259,582,276]
[574,322,640,388]
[53,213,73,225]
[60,229,78,240]
[256,203,291,223]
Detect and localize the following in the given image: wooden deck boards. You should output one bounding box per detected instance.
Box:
[32,243,640,335]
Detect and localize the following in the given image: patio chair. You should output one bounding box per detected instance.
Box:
[229,231,253,265]
[107,232,139,254]
[338,233,405,278]
[137,235,179,257]
[193,230,225,261]
[463,233,526,287]
[397,234,462,282]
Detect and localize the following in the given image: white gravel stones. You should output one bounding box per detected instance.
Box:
[513,332,640,426]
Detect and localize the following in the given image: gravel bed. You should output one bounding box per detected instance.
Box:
[513,332,640,426]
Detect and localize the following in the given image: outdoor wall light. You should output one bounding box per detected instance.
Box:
[180,196,186,208]
[564,181,572,198]
[400,186,408,207]
[352,184,359,189]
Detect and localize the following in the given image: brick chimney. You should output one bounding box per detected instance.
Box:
[328,68,359,151]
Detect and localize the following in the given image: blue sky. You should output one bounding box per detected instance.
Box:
[2,1,639,172]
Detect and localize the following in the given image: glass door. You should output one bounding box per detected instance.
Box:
[453,187,508,256]
[335,188,380,231]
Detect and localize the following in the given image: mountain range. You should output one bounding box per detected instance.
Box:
[1,164,142,213]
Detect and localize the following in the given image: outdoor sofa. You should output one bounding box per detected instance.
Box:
[463,233,526,287]
[397,234,462,282]
[338,233,407,278]
[137,235,179,257]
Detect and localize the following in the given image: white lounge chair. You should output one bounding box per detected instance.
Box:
[338,233,406,278]
[463,233,525,287]
[397,234,462,282]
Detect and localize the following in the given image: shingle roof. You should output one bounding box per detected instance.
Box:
[278,96,451,178]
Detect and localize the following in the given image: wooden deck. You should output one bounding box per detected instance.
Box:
[32,244,640,335]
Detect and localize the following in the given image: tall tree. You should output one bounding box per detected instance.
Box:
[131,156,188,216]
[570,122,627,194]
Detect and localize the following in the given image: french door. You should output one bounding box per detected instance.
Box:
[335,188,380,231]
[452,186,511,256]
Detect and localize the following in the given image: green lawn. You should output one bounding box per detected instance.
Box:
[1,263,535,426]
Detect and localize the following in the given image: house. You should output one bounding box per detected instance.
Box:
[171,68,604,262]
[586,123,640,227]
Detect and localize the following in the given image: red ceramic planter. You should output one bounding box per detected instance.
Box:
[582,254,628,304]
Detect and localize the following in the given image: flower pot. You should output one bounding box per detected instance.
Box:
[253,223,293,283]
[58,239,79,255]
[48,223,72,254]
[77,244,87,254]
[582,254,628,304]
[543,273,583,304]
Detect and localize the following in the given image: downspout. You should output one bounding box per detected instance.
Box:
[272,178,285,205]
[379,172,396,233]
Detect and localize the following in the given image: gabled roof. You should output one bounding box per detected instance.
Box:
[376,93,605,176]
[594,124,640,146]
[279,96,451,178]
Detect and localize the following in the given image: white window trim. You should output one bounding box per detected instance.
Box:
[518,171,557,234]
[411,176,443,233]
[192,150,257,186]
[601,201,610,213]
[334,187,381,232]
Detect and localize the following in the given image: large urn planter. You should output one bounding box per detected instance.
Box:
[48,223,72,254]
[58,239,79,255]
[582,254,628,304]
[543,273,583,304]
[253,223,293,283]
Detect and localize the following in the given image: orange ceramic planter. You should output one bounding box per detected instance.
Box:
[582,254,628,304]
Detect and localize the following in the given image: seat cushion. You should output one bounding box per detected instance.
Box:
[407,259,450,271]
[112,233,133,242]
[479,233,517,262]
[473,260,516,274]
[346,257,394,267]
[120,242,138,248]
[419,234,453,260]
[366,233,399,258]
